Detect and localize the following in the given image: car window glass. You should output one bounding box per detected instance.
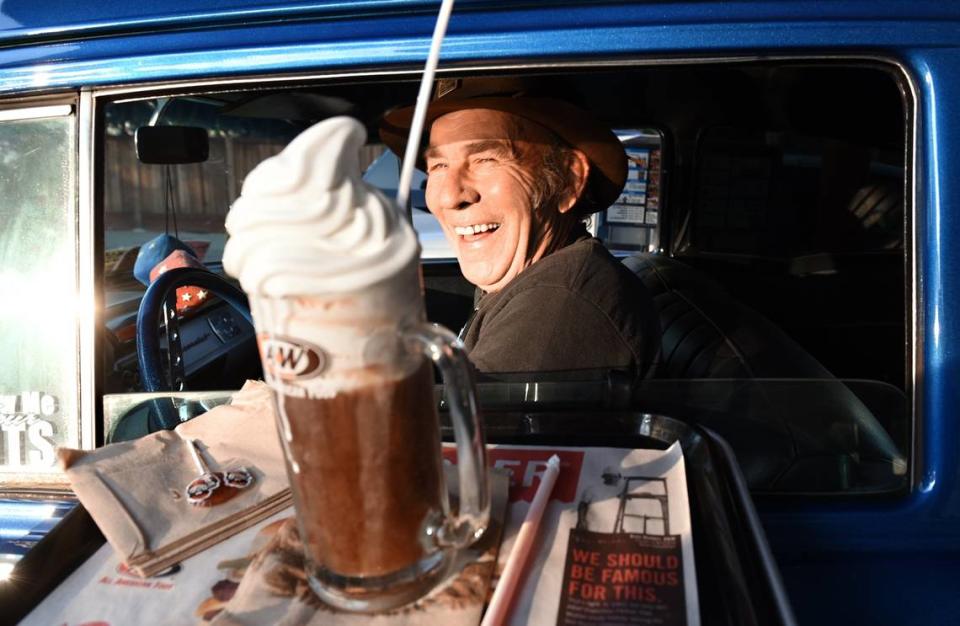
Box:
[0,107,78,474]
[97,65,909,496]
[689,127,904,257]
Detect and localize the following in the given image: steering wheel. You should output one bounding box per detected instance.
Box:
[136,267,254,428]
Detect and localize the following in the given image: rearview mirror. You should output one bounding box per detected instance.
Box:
[135,126,209,164]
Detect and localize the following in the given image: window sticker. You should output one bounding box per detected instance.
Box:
[0,391,59,468]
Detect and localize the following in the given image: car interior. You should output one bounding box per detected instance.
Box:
[97,61,909,497]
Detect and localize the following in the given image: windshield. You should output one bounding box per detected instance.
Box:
[102,91,453,290]
[103,97,300,284]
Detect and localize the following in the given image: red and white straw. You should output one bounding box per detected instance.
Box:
[481,454,561,626]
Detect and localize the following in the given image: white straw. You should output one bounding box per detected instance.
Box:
[395,0,456,211]
[481,454,562,626]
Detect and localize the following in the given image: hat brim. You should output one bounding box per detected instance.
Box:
[380,96,626,213]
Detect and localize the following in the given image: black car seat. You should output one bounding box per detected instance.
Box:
[623,253,835,380]
[622,253,905,491]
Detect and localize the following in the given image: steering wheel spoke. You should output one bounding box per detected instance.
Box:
[161,293,186,391]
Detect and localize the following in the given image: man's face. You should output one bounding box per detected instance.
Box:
[424,109,574,293]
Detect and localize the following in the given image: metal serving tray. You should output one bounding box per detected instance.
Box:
[446,408,797,626]
[3,393,794,626]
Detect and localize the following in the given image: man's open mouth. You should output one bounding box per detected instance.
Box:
[454,223,501,236]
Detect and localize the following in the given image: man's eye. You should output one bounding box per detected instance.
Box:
[427,162,447,172]
[474,156,498,165]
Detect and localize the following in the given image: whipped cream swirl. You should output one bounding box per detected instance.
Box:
[223,116,420,296]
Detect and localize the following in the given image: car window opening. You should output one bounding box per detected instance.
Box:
[86,61,911,496]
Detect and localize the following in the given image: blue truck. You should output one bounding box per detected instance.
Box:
[0,2,955,624]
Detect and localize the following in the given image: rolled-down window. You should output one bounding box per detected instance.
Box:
[0,104,78,475]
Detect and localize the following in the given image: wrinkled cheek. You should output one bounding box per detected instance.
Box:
[514,222,536,265]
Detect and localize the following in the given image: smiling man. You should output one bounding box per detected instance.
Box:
[382,79,661,381]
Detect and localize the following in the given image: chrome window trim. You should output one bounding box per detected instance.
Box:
[78,89,96,452]
[0,104,72,121]
[86,54,918,488]
[894,63,920,491]
[89,54,907,98]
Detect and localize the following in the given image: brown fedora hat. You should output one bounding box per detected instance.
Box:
[379,78,627,213]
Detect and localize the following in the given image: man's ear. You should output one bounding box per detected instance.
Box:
[558,150,590,214]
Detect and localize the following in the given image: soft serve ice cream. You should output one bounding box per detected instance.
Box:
[223,116,419,296]
[224,116,425,397]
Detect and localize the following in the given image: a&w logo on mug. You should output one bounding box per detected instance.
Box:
[259,335,327,380]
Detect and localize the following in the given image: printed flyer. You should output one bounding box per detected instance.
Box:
[21,443,697,626]
[480,442,698,626]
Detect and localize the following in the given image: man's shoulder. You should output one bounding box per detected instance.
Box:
[482,237,640,309]
[529,236,642,297]
[466,236,661,379]
[476,236,653,321]
[514,236,619,288]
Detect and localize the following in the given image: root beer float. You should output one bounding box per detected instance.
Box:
[224,116,489,612]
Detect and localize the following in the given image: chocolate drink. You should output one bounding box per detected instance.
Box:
[280,361,444,577]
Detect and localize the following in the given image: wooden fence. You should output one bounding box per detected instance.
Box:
[103,133,386,234]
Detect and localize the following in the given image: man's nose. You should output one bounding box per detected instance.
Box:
[431,166,480,211]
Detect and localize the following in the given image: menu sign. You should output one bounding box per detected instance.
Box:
[602,129,664,250]
[607,148,650,225]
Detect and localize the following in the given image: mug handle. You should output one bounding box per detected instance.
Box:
[405,322,490,548]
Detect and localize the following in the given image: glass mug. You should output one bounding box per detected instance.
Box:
[249,266,489,612]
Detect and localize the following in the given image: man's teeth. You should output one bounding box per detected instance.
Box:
[454,223,501,236]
